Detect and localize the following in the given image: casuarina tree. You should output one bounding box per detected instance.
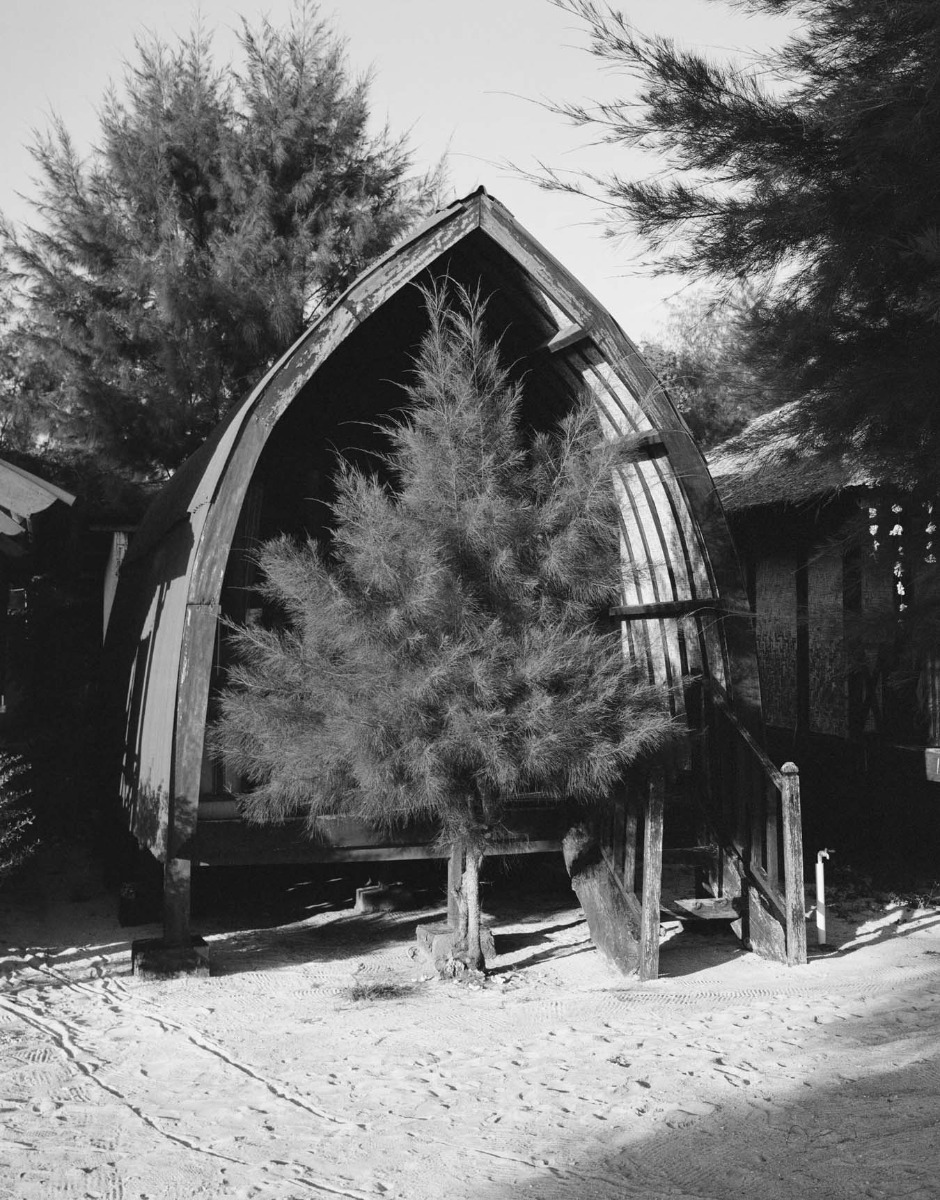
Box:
[541,0,940,488]
[641,286,767,450]
[0,2,441,474]
[211,288,673,971]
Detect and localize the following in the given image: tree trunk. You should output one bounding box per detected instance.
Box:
[462,848,484,971]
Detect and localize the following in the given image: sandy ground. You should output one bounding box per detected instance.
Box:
[1,846,939,1200]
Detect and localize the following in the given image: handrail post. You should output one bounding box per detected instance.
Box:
[780,763,807,965]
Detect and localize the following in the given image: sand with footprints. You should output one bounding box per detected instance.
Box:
[1,847,939,1200]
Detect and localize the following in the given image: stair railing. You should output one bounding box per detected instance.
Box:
[691,678,807,966]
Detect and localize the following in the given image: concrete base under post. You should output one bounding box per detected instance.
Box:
[131,936,210,979]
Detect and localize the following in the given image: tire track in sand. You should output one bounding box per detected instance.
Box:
[0,988,382,1200]
[21,960,363,1129]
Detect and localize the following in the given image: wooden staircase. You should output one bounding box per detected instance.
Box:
[568,679,807,980]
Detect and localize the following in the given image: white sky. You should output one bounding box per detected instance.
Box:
[0,0,797,339]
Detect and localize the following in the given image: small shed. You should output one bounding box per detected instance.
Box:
[106,190,805,975]
[710,404,940,876]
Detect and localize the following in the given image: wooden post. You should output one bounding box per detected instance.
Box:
[163,857,192,947]
[780,763,807,966]
[638,770,665,981]
[623,791,639,896]
[765,779,780,889]
[446,843,465,927]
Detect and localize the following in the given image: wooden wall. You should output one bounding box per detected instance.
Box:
[755,551,799,730]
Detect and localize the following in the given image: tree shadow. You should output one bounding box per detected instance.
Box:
[463,968,940,1200]
[493,918,587,955]
[655,925,746,978]
[809,909,940,958]
[206,907,439,977]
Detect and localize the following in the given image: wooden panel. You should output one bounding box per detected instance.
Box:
[193,806,568,866]
[612,599,721,620]
[780,763,808,965]
[588,359,655,436]
[564,822,642,975]
[755,552,798,729]
[808,547,846,735]
[639,772,665,981]
[118,516,204,858]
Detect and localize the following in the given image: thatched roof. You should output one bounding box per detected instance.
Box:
[708,403,883,513]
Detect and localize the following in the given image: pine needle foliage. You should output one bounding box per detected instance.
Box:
[542,0,940,488]
[211,288,673,967]
[0,2,442,474]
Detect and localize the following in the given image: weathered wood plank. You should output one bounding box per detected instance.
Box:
[623,791,639,895]
[563,823,641,975]
[545,323,593,354]
[192,816,563,867]
[780,762,808,965]
[639,772,665,982]
[620,429,668,460]
[669,896,738,921]
[611,599,720,620]
[447,843,465,926]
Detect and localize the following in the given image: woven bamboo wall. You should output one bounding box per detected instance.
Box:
[808,547,847,736]
[755,552,798,728]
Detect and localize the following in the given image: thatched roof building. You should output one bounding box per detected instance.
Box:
[709,404,940,879]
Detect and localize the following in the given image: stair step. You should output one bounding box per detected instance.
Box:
[665,897,738,922]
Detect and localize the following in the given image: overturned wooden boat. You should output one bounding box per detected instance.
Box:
[104,189,806,975]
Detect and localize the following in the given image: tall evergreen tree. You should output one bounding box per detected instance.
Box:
[211,290,673,971]
[543,0,940,487]
[641,287,767,449]
[0,3,441,474]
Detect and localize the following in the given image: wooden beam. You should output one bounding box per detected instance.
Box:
[545,323,594,354]
[610,599,721,621]
[638,771,665,982]
[563,822,641,975]
[621,429,668,460]
[780,762,808,965]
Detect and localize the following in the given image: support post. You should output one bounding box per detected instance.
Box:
[780,762,807,965]
[164,857,192,946]
[446,842,465,926]
[638,770,665,982]
[132,854,208,978]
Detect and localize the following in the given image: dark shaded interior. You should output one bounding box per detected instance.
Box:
[206,234,585,795]
[251,234,576,552]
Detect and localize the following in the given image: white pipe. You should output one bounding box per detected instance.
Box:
[815,849,833,946]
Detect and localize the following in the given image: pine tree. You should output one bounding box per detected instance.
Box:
[641,287,768,449]
[211,289,673,971]
[542,0,940,487]
[0,3,441,474]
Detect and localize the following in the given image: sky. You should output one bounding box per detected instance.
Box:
[0,0,798,340]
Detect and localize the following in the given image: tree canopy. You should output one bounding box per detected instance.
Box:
[211,289,673,969]
[544,0,940,485]
[0,2,441,475]
[641,287,767,449]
